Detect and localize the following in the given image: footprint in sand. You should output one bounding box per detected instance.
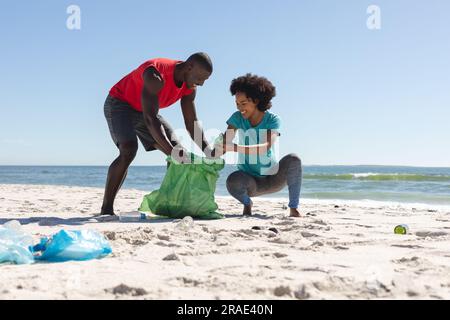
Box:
[273,252,288,258]
[273,285,292,297]
[350,233,365,237]
[300,267,328,274]
[169,277,202,287]
[415,231,448,238]
[390,244,424,249]
[105,284,148,297]
[333,246,350,250]
[300,231,318,238]
[392,256,422,267]
[157,234,170,241]
[155,241,180,248]
[274,220,296,226]
[355,224,375,229]
[162,253,180,261]
[104,228,153,246]
[294,285,311,300]
[311,241,324,247]
[303,224,331,231]
[312,219,328,226]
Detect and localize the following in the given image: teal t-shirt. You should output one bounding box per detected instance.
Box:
[226,111,281,177]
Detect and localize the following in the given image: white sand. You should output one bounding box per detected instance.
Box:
[1,183,450,300]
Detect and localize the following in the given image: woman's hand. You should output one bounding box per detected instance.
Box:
[224,143,237,153]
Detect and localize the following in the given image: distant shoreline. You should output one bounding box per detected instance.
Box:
[1,164,450,169]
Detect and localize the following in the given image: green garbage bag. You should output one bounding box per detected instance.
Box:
[139,154,225,219]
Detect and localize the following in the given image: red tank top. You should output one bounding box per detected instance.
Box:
[109,58,193,112]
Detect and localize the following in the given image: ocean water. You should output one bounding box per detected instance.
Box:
[0,165,450,206]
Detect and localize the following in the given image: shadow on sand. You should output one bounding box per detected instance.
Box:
[0,211,273,227]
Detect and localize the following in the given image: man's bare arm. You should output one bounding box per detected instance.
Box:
[141,67,174,156]
[180,91,212,154]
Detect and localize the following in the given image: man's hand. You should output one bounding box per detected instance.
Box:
[171,145,191,164]
[207,141,236,159]
[206,147,221,159]
[203,146,216,158]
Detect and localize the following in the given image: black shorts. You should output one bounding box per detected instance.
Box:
[104,94,177,151]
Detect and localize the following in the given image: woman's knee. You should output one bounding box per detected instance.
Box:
[226,171,256,193]
[282,153,302,167]
[226,171,245,192]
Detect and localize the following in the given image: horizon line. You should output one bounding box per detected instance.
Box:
[1,164,449,169]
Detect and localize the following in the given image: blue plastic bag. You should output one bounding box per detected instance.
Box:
[35,229,112,262]
[0,221,34,265]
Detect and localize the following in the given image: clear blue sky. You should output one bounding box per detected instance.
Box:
[1,0,449,166]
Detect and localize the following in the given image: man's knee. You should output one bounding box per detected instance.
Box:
[118,141,138,163]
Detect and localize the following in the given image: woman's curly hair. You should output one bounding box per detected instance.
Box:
[230,73,276,111]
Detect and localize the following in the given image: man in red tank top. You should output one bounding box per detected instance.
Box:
[102,53,213,215]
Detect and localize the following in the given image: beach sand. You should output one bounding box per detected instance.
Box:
[1,183,450,300]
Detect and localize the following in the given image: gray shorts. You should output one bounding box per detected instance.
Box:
[104,94,177,151]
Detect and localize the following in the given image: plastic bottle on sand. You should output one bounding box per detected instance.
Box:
[176,216,194,231]
[119,211,147,222]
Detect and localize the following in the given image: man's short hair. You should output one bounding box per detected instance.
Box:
[186,52,213,73]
